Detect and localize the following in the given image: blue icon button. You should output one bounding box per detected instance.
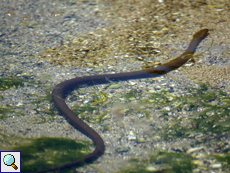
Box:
[3,154,18,170]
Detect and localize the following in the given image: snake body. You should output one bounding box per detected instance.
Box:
[34,29,209,173]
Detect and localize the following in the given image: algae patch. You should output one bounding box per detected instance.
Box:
[118,151,195,173]
[0,77,26,119]
[0,107,14,120]
[0,133,92,173]
[0,77,55,121]
[162,83,230,139]
[0,77,24,90]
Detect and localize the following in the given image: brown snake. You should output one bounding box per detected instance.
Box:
[33,29,209,173]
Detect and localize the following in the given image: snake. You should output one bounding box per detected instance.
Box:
[33,29,209,173]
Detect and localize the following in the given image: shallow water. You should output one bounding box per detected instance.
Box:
[0,0,230,172]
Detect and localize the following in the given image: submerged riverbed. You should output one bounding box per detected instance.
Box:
[0,0,230,172]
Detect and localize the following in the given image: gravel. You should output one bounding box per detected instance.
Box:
[0,0,230,172]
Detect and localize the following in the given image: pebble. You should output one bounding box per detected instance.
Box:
[108,84,122,89]
[115,146,130,153]
[210,163,222,169]
[187,147,204,154]
[145,165,157,171]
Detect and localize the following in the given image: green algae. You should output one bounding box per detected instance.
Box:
[90,91,107,106]
[0,105,25,120]
[0,77,47,120]
[17,137,91,173]
[161,83,230,139]
[0,107,13,120]
[0,77,24,90]
[0,133,92,173]
[71,88,108,124]
[20,21,41,28]
[215,153,230,170]
[27,92,56,119]
[73,104,108,124]
[118,151,196,173]
[74,105,98,115]
[122,89,141,101]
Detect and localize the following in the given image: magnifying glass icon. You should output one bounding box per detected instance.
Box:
[3,154,18,170]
